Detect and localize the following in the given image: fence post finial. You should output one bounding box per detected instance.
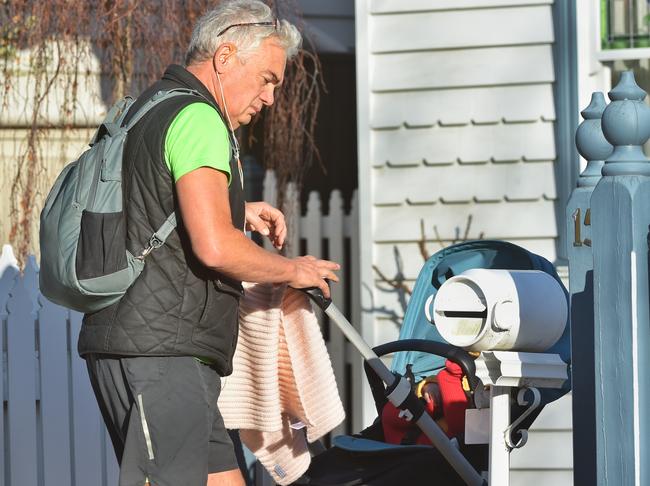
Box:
[575,92,612,187]
[602,71,650,176]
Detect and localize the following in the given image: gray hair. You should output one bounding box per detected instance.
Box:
[185,0,302,65]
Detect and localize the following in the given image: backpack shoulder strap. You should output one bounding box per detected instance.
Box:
[129,88,208,258]
[115,88,209,259]
[90,88,206,147]
[123,88,205,131]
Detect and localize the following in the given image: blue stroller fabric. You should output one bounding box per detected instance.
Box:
[390,239,571,418]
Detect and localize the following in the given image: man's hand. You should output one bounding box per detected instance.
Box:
[177,168,340,289]
[245,201,287,250]
[289,255,340,299]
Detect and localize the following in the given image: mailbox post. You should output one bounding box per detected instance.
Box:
[474,351,567,486]
[591,71,650,484]
[567,92,612,485]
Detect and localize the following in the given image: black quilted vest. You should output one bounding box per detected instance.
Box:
[78,65,246,375]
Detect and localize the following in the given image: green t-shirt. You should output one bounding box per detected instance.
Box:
[164,102,231,366]
[164,102,231,184]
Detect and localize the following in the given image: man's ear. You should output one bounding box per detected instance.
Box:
[213,43,237,74]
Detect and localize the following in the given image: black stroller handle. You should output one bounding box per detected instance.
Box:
[371,339,479,391]
[300,286,332,311]
[364,339,480,417]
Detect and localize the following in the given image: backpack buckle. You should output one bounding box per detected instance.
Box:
[138,234,164,260]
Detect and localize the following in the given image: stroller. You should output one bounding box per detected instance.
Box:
[297,240,571,486]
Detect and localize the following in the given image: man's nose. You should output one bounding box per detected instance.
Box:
[260,86,275,106]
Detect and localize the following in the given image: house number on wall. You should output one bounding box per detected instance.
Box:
[572,207,591,247]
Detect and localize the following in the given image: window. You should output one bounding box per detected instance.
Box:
[599,1,650,154]
[602,0,650,49]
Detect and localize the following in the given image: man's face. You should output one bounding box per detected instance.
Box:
[220,37,286,128]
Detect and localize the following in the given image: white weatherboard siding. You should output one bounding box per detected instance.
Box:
[370,0,554,12]
[372,123,557,166]
[357,0,561,333]
[371,6,553,52]
[372,45,555,91]
[375,200,558,241]
[372,85,556,127]
[511,394,573,485]
[373,162,558,204]
[356,0,571,483]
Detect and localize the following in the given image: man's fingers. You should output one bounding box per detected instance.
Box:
[274,224,287,249]
[320,261,340,270]
[260,206,285,232]
[320,269,339,282]
[265,208,285,227]
[246,203,287,242]
[303,255,339,268]
[318,279,331,299]
[246,213,270,236]
[270,222,286,249]
[310,258,340,282]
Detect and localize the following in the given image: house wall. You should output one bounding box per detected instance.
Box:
[0,49,105,255]
[358,0,562,323]
[0,128,95,255]
[355,0,574,483]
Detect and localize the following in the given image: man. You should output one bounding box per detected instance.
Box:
[78,2,339,485]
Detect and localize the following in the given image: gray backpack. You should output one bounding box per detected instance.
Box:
[40,88,201,313]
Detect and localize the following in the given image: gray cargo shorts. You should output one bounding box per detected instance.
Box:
[86,354,239,486]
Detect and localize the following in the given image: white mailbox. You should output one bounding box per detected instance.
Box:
[432,269,567,352]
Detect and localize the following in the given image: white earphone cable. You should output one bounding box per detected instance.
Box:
[216,70,240,161]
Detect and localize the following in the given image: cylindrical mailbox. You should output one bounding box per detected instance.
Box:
[432,269,567,352]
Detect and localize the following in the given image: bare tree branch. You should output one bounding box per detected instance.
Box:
[417,219,430,261]
[372,264,412,296]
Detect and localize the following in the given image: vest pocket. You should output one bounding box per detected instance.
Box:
[191,282,240,364]
[197,280,213,324]
[214,278,244,298]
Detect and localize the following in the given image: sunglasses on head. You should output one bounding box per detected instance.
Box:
[216,18,278,37]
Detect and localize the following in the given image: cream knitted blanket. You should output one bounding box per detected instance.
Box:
[218,283,345,485]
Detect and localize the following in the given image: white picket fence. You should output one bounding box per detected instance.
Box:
[262,172,361,439]
[0,185,359,486]
[0,248,117,486]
